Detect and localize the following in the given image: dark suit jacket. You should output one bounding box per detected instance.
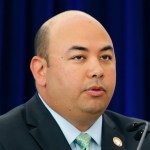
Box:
[0,94,149,150]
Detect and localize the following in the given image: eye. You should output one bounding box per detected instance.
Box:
[100,55,112,61]
[72,55,85,61]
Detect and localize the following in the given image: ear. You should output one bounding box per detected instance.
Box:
[30,56,47,87]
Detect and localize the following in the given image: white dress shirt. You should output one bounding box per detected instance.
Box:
[39,94,102,150]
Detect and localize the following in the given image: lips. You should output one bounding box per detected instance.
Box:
[85,86,106,97]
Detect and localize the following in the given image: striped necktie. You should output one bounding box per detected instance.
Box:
[75,133,91,150]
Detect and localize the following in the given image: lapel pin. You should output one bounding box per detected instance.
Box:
[113,137,123,147]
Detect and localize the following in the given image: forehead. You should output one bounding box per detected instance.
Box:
[48,15,113,54]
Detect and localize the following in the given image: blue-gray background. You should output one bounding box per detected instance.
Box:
[0,0,150,121]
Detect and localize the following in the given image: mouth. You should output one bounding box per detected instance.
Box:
[85,86,106,97]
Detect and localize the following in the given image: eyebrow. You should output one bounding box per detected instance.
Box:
[69,46,88,51]
[101,45,114,51]
[67,45,113,52]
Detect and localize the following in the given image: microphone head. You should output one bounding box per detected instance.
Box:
[126,122,144,132]
[134,129,144,141]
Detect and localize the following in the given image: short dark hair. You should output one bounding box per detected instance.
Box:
[34,24,50,65]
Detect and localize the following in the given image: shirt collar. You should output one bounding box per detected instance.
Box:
[39,94,102,146]
[85,116,102,145]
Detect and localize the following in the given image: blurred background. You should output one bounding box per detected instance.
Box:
[0,0,150,121]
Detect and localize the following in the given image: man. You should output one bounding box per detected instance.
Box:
[0,10,149,150]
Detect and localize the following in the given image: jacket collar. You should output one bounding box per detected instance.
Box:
[102,112,126,150]
[24,94,72,150]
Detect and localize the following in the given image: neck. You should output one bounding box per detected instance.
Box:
[65,112,101,131]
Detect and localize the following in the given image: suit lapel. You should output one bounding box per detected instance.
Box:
[29,118,72,150]
[24,94,72,150]
[102,113,126,150]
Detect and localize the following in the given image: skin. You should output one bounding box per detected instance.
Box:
[30,11,116,131]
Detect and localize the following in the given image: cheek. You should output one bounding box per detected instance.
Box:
[48,60,85,92]
[62,70,80,89]
[105,67,116,88]
[60,64,83,81]
[59,67,85,96]
[51,65,78,87]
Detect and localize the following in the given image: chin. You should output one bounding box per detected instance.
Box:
[83,106,105,115]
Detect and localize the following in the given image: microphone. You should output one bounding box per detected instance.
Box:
[126,122,145,132]
[136,121,148,150]
[134,129,150,141]
[126,121,149,150]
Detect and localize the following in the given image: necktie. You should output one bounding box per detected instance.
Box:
[75,133,91,150]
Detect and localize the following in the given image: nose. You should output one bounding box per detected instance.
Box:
[87,59,104,79]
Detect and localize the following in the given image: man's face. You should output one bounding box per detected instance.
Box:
[44,18,116,119]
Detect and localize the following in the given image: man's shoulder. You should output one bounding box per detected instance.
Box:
[0,103,27,145]
[0,94,40,143]
[104,110,150,130]
[0,103,25,130]
[0,93,50,131]
[0,94,37,129]
[104,110,147,123]
[102,110,150,149]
